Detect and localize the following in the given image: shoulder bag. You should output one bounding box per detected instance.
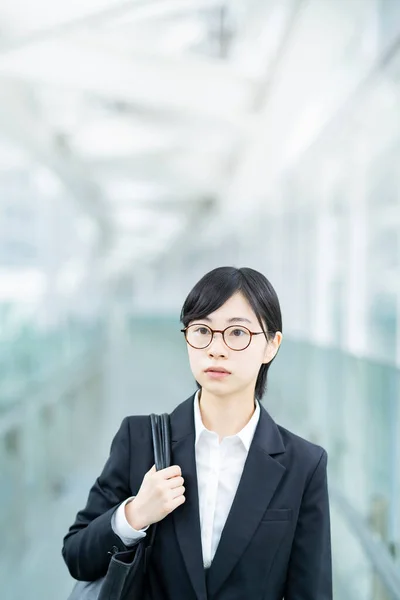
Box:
[67,413,171,600]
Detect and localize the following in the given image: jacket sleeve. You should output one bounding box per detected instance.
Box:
[284,449,332,600]
[62,417,142,581]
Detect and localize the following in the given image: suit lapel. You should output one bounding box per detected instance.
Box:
[170,396,207,600]
[205,405,286,598]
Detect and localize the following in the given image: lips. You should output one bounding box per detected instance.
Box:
[205,367,231,374]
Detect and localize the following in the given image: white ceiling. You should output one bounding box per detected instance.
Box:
[0,0,385,277]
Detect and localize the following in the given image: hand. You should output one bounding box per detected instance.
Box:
[125,465,185,530]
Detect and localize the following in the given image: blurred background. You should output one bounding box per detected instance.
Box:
[0,0,399,598]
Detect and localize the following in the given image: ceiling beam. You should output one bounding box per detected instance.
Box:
[0,0,223,54]
[0,35,253,125]
[0,77,113,248]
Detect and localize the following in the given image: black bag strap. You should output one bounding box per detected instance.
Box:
[144,413,171,571]
[150,413,171,472]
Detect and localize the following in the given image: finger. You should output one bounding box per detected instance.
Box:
[159,465,182,479]
[169,476,184,489]
[170,485,185,499]
[170,494,186,510]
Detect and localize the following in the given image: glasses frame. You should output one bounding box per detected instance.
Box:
[181,323,267,351]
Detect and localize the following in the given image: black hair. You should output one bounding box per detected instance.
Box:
[180,266,282,401]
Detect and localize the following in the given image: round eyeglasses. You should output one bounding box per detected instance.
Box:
[181,324,266,351]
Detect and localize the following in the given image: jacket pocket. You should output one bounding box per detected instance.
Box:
[260,508,292,522]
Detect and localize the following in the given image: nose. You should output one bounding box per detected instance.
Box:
[207,332,227,357]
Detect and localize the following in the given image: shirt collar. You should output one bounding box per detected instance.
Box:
[193,390,260,451]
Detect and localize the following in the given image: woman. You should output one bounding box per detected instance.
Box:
[62,266,332,600]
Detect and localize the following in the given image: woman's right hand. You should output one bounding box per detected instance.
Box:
[125,465,185,530]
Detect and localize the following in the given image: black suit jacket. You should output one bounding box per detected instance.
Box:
[62,394,332,600]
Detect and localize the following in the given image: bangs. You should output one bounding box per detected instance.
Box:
[180,266,266,332]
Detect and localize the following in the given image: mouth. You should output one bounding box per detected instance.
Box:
[204,367,231,378]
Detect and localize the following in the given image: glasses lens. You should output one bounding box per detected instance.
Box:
[224,326,251,350]
[186,325,212,348]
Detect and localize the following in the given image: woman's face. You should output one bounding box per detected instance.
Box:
[185,291,281,400]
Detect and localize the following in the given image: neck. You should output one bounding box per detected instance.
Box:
[198,388,257,441]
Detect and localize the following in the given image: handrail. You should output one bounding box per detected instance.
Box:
[0,345,102,437]
[330,485,400,600]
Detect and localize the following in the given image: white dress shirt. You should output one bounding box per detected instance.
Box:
[111,391,260,568]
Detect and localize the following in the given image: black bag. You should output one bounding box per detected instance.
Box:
[67,413,171,600]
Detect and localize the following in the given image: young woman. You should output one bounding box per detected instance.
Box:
[62,266,332,600]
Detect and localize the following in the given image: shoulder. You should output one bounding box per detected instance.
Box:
[120,414,151,442]
[279,424,326,460]
[276,422,328,482]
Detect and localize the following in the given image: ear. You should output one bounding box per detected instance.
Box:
[262,332,283,364]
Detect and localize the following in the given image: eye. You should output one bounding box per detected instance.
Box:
[194,326,210,335]
[230,328,246,337]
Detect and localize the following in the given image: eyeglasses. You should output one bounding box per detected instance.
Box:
[181,324,266,351]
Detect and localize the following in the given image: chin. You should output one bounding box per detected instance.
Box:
[200,381,232,396]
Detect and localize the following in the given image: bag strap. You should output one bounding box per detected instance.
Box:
[144,413,171,571]
[150,413,171,472]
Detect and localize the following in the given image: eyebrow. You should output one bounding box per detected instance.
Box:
[202,316,253,325]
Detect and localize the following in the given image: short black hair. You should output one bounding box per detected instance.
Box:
[180,266,282,401]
